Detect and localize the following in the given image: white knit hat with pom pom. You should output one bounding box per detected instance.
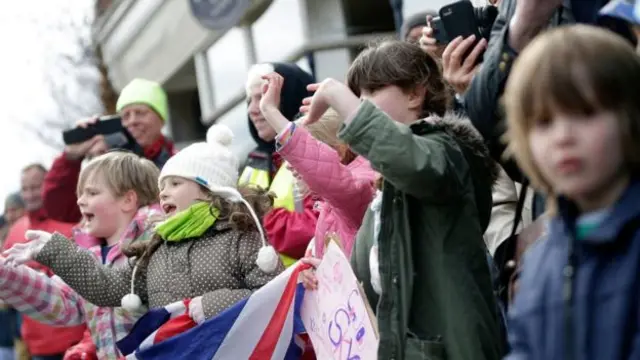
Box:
[159,124,239,191]
[121,124,279,312]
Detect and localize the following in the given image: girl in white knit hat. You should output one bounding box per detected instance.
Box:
[3,124,283,325]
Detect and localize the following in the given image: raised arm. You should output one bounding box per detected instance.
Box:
[464,0,563,141]
[260,71,374,218]
[339,101,463,200]
[277,125,375,227]
[34,233,147,307]
[0,263,85,326]
[462,0,516,140]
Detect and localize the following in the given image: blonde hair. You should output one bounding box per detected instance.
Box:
[245,63,275,97]
[297,108,342,149]
[297,109,357,165]
[77,151,160,207]
[504,25,640,203]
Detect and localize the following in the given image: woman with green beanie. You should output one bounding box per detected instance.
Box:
[41,78,177,224]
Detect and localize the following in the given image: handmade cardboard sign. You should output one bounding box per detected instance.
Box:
[301,234,378,359]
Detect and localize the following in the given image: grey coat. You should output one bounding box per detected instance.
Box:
[35,220,282,319]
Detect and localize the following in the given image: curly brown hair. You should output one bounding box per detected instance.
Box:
[123,185,274,268]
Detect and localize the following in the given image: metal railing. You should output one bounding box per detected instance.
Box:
[203,31,395,125]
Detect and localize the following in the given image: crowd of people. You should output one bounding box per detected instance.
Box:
[0,0,638,359]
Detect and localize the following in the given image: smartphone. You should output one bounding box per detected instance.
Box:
[439,0,482,41]
[430,17,450,45]
[62,116,143,155]
[439,0,484,63]
[63,115,124,145]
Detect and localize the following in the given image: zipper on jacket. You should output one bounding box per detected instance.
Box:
[563,236,577,360]
[378,183,401,359]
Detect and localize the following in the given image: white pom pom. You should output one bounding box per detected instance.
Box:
[256,245,279,273]
[121,294,142,312]
[206,124,234,147]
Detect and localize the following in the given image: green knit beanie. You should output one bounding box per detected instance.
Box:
[116,78,169,121]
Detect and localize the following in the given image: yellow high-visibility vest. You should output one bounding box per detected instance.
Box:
[270,164,304,213]
[238,162,304,268]
[239,166,270,190]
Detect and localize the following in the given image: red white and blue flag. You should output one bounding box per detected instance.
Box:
[116,263,310,360]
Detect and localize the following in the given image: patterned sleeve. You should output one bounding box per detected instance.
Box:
[0,264,85,326]
[200,231,284,319]
[35,232,148,307]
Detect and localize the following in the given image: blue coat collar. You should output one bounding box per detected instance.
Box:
[550,179,640,245]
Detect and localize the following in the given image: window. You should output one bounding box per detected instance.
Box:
[207,28,250,108]
[252,0,306,63]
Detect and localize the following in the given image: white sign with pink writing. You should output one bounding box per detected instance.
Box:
[301,241,378,360]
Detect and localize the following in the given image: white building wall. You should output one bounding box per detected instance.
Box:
[202,0,352,160]
[299,0,351,82]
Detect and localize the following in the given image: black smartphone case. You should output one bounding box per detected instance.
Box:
[439,0,484,64]
[439,0,482,41]
[62,118,124,145]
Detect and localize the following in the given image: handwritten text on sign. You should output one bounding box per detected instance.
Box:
[301,242,378,360]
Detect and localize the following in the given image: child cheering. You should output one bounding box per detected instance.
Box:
[4,125,283,327]
[0,151,161,359]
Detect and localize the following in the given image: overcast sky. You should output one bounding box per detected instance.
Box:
[0,0,101,213]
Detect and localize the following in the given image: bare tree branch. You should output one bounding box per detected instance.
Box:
[24,1,103,151]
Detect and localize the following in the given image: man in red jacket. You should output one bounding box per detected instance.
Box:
[42,78,175,224]
[2,164,86,360]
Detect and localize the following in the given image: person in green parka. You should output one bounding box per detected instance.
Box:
[299,40,503,360]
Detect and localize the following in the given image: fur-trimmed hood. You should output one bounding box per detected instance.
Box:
[412,111,499,232]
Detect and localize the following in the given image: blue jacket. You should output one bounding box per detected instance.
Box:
[506,180,640,360]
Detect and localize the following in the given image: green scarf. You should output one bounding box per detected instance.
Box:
[155,202,219,242]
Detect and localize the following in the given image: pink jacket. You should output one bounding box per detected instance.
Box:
[277,125,377,258]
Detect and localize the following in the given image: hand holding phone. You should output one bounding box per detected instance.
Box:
[439,0,486,65]
[62,115,142,160]
[439,1,482,41]
[63,115,123,145]
[442,35,487,95]
[64,135,106,161]
[419,15,446,57]
[430,17,449,45]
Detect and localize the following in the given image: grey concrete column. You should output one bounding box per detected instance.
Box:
[242,25,258,65]
[299,0,351,81]
[194,51,215,123]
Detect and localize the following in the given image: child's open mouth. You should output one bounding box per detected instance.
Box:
[83,212,95,223]
[162,204,176,215]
